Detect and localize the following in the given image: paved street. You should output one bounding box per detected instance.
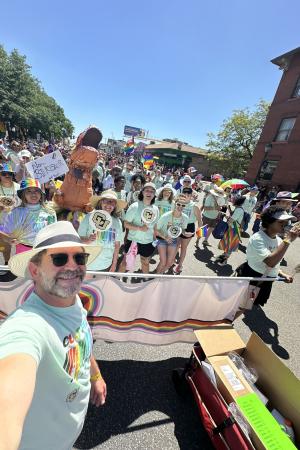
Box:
[75,193,300,450]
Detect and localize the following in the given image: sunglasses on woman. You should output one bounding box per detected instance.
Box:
[50,252,90,267]
[1,172,13,177]
[176,203,186,207]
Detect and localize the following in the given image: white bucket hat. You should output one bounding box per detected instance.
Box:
[156,183,177,197]
[180,175,193,185]
[8,221,102,278]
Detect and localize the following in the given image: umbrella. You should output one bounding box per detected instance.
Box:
[220,179,249,190]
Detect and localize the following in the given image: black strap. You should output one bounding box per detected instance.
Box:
[35,234,82,248]
[212,416,236,435]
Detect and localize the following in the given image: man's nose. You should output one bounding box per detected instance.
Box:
[64,255,79,269]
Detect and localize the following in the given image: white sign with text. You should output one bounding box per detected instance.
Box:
[26,150,69,184]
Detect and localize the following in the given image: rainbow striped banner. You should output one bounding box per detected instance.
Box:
[0,276,249,345]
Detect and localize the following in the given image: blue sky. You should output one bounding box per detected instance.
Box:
[1,0,299,147]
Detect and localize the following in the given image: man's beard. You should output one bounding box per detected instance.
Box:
[38,268,85,298]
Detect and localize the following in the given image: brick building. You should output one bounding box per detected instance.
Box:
[246,47,300,192]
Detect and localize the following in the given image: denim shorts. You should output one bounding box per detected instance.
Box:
[157,238,177,248]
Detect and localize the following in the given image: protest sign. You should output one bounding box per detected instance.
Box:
[26,150,69,184]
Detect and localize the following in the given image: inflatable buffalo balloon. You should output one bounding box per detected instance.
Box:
[53,126,102,213]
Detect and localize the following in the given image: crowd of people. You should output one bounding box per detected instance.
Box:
[0,135,300,301]
[0,132,300,450]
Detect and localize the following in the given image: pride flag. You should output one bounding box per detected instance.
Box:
[124,140,135,155]
[196,225,208,238]
[218,221,241,253]
[142,153,154,169]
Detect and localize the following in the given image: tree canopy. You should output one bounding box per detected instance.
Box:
[206,100,270,178]
[0,45,74,140]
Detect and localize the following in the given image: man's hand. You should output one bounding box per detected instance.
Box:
[279,272,293,283]
[90,377,107,407]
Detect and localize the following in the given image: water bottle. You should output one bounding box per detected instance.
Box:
[152,239,159,247]
[271,409,295,442]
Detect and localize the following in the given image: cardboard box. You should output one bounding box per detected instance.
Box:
[194,325,300,449]
[208,355,254,404]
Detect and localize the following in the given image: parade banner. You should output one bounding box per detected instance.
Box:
[0,276,249,345]
[26,150,69,184]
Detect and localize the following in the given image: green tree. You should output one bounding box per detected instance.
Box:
[0,45,74,140]
[206,100,270,178]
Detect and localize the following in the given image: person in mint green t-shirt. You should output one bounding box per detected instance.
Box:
[119,182,159,274]
[0,221,107,450]
[155,183,175,217]
[174,188,202,274]
[156,195,189,274]
[78,190,125,272]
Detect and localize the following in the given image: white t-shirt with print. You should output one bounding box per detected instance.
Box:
[246,230,282,277]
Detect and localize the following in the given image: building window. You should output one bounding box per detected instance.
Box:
[258,160,279,181]
[275,117,296,142]
[292,77,300,98]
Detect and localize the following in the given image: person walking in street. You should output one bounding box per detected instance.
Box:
[215,196,246,266]
[122,161,135,193]
[174,188,202,274]
[155,184,176,217]
[0,221,107,450]
[0,178,57,255]
[241,186,259,234]
[0,163,20,267]
[119,182,159,275]
[201,186,226,246]
[236,207,299,306]
[155,194,189,274]
[78,190,126,272]
[126,173,145,206]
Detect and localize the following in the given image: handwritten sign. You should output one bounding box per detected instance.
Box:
[25,150,69,184]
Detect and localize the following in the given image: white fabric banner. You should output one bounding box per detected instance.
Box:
[0,276,249,345]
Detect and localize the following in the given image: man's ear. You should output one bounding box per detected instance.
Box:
[28,261,39,280]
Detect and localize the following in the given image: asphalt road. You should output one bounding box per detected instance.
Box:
[75,193,300,450]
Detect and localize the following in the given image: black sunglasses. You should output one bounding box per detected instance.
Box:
[176,202,186,207]
[50,252,90,267]
[1,172,13,177]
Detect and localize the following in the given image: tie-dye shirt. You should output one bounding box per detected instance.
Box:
[0,292,92,450]
[78,213,123,270]
[0,204,57,246]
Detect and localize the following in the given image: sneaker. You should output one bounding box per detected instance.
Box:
[217,256,228,266]
[173,264,182,274]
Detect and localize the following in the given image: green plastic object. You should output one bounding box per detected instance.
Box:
[236,393,297,450]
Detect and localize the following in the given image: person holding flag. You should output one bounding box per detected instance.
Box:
[215,196,246,265]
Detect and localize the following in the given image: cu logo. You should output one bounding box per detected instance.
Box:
[91,211,111,231]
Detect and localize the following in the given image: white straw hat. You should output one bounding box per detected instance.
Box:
[156,183,177,196]
[8,221,102,278]
[91,190,127,210]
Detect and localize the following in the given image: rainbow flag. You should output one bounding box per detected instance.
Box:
[142,153,154,169]
[196,225,208,238]
[218,221,241,253]
[124,139,135,155]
